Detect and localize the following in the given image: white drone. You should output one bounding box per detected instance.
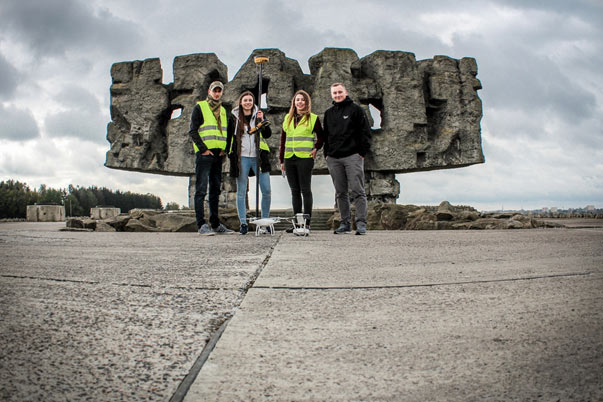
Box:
[248,213,310,237]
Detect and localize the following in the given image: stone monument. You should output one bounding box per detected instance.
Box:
[105,48,483,207]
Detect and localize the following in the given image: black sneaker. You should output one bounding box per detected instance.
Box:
[355,222,367,235]
[213,223,234,234]
[240,223,248,235]
[286,227,294,233]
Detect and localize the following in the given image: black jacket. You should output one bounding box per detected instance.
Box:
[323,96,371,158]
[226,110,272,178]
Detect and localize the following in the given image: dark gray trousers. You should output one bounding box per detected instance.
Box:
[326,153,368,225]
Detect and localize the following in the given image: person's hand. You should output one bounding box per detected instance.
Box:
[256,110,264,121]
[310,149,317,159]
[280,163,285,173]
[219,150,225,157]
[202,150,214,156]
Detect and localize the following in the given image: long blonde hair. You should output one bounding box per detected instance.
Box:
[286,90,312,128]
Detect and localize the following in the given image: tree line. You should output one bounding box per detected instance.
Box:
[0,180,163,219]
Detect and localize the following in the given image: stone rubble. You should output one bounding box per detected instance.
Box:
[65,201,555,232]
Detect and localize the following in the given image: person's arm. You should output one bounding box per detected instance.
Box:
[259,124,272,140]
[309,117,324,159]
[188,104,208,154]
[226,114,235,154]
[313,116,324,150]
[279,128,286,165]
[322,112,329,157]
[355,105,371,157]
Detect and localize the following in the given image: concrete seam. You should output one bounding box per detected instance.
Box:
[253,271,595,290]
[0,275,248,291]
[168,233,282,401]
[241,233,282,293]
[0,274,99,285]
[168,317,230,402]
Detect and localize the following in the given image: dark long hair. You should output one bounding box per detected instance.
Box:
[236,90,255,137]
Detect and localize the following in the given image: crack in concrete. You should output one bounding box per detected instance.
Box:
[0,274,99,285]
[253,271,595,291]
[0,275,246,291]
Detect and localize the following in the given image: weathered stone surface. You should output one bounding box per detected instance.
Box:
[151,212,196,232]
[367,203,422,230]
[94,221,116,232]
[436,201,455,221]
[26,205,65,222]
[124,219,158,232]
[105,215,131,231]
[365,172,400,204]
[106,58,170,174]
[66,217,97,230]
[105,48,484,206]
[90,207,121,220]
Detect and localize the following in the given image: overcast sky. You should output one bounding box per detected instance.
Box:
[1,0,601,211]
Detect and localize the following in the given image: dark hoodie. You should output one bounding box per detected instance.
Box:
[323,96,371,158]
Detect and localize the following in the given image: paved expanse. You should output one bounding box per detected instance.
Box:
[0,221,601,401]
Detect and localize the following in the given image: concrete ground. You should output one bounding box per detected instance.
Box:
[0,221,601,401]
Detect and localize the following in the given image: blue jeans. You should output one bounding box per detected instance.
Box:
[237,156,271,224]
[194,152,223,229]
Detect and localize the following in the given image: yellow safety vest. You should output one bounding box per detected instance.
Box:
[259,133,270,152]
[251,120,270,152]
[282,113,317,159]
[193,101,227,153]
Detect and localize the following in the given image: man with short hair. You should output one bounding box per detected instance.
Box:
[188,81,234,235]
[323,82,371,235]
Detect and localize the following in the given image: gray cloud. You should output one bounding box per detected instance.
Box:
[45,110,106,144]
[53,85,102,113]
[490,0,603,24]
[0,105,40,141]
[0,53,20,99]
[0,0,143,58]
[43,85,107,143]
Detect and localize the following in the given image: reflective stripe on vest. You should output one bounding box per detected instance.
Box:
[194,101,227,153]
[229,110,270,154]
[259,135,270,152]
[282,113,317,159]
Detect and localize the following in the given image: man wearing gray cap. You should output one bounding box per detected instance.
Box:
[188,81,234,235]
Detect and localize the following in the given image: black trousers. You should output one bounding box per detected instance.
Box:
[194,153,223,228]
[284,156,314,225]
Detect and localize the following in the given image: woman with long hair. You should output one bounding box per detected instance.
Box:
[279,90,324,234]
[227,90,272,235]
